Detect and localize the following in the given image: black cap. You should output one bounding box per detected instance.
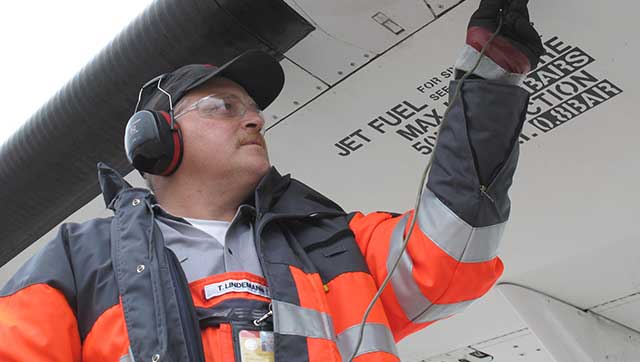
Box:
[138,50,285,112]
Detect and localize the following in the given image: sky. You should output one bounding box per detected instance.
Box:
[0,0,154,146]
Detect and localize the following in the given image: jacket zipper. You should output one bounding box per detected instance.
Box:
[251,210,344,362]
[166,248,206,362]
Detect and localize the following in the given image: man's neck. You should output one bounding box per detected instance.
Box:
[153,172,260,222]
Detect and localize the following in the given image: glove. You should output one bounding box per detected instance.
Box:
[456,0,545,83]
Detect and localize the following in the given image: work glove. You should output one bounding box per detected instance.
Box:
[456,0,545,83]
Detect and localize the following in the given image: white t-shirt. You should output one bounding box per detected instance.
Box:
[183,217,230,246]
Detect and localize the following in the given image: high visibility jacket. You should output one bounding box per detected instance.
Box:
[0,80,529,362]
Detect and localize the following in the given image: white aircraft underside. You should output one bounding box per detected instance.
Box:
[2,1,638,360]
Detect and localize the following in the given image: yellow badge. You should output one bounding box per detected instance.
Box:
[238,330,275,362]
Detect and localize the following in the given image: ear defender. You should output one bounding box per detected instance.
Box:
[125,74,184,176]
[124,110,183,176]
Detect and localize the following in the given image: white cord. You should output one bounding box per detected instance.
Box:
[347,13,505,362]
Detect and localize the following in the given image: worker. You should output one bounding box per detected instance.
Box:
[0,0,543,361]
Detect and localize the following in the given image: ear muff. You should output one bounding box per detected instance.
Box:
[124,110,183,176]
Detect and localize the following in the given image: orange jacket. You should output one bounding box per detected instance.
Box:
[0,80,528,362]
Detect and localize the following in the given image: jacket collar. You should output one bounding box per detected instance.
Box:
[97,162,141,210]
[97,163,342,216]
[256,167,345,217]
[253,166,290,216]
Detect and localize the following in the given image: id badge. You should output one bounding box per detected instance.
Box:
[238,330,275,362]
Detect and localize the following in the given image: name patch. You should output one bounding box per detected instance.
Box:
[204,279,271,299]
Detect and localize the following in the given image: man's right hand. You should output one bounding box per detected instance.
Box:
[467,0,545,74]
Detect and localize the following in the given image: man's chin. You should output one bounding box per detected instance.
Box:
[256,159,272,176]
[243,155,271,177]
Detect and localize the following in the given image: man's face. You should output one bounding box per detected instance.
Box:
[174,77,270,181]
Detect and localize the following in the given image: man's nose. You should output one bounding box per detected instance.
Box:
[241,109,265,132]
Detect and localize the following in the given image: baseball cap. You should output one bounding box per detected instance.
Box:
[137,49,285,112]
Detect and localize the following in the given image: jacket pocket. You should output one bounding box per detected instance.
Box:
[298,225,370,284]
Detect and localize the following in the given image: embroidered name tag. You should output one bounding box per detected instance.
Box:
[204,279,271,299]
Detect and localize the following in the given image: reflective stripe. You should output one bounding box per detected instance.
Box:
[272,299,336,341]
[414,299,474,322]
[336,323,398,361]
[387,214,475,323]
[455,44,525,85]
[418,189,505,263]
[120,347,136,362]
[387,215,428,320]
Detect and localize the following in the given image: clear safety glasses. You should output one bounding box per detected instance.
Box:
[174,94,263,121]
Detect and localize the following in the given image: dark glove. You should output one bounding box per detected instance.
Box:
[466,0,544,73]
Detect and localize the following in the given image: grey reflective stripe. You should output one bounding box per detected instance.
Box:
[387,214,429,320]
[455,44,525,85]
[120,348,135,362]
[418,189,505,262]
[272,300,336,340]
[336,323,398,361]
[387,214,476,323]
[413,299,475,322]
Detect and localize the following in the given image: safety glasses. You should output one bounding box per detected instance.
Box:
[174,94,263,121]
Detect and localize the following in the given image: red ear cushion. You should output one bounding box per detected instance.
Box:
[158,111,183,176]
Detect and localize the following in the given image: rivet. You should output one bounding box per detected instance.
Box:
[132,199,141,206]
[152,354,160,362]
[136,264,145,273]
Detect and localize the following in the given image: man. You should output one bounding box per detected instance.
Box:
[0,0,543,361]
